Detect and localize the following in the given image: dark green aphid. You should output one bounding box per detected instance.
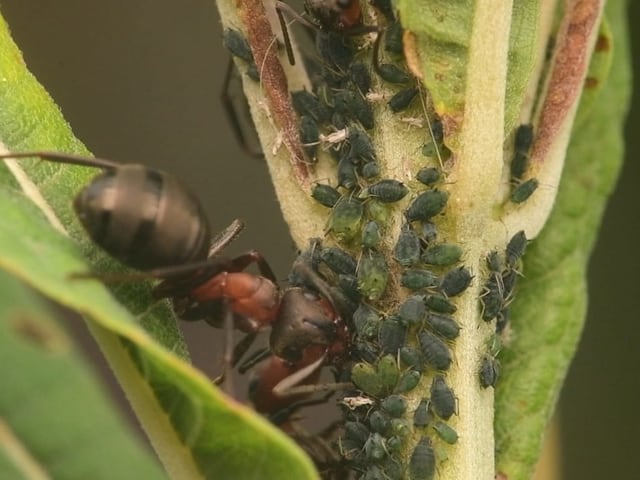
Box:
[320,247,357,275]
[398,295,427,325]
[377,354,400,393]
[381,459,403,480]
[409,437,435,480]
[501,268,518,299]
[486,250,502,272]
[378,316,407,355]
[291,89,330,123]
[400,346,425,371]
[413,400,431,428]
[406,190,449,222]
[510,123,534,180]
[358,250,389,300]
[348,128,377,162]
[349,61,372,95]
[223,28,256,65]
[432,420,458,444]
[366,199,390,225]
[416,167,441,186]
[362,220,381,248]
[424,294,457,314]
[394,224,421,266]
[299,115,319,160]
[426,313,461,340]
[440,266,473,297]
[421,221,438,244]
[362,161,381,179]
[351,362,383,397]
[479,355,501,388]
[364,433,387,461]
[389,87,419,112]
[344,421,370,448]
[352,91,375,130]
[384,20,404,55]
[385,436,404,454]
[362,466,385,480]
[422,243,463,266]
[331,111,348,130]
[338,274,361,303]
[371,0,395,21]
[511,178,539,203]
[401,269,439,290]
[377,63,410,84]
[381,395,407,418]
[481,274,503,321]
[394,370,421,393]
[311,183,340,208]
[506,230,527,267]
[367,179,409,203]
[317,31,355,73]
[355,340,380,363]
[354,303,381,340]
[337,154,357,189]
[419,331,452,371]
[328,196,364,241]
[369,410,391,435]
[430,375,456,420]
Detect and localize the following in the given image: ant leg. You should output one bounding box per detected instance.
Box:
[273,381,354,398]
[238,346,272,373]
[220,304,237,396]
[274,1,297,65]
[0,151,120,170]
[223,250,278,283]
[231,331,259,367]
[220,58,264,159]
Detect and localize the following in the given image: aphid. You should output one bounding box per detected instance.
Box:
[394,370,421,394]
[328,196,364,241]
[421,243,463,266]
[364,433,388,461]
[388,87,419,112]
[343,421,371,449]
[421,221,438,244]
[405,190,449,222]
[299,115,319,160]
[347,127,377,162]
[496,307,510,334]
[377,64,411,85]
[432,420,458,445]
[320,247,357,275]
[333,90,374,130]
[366,179,409,203]
[337,154,358,189]
[390,418,411,438]
[384,20,404,55]
[369,410,391,435]
[311,183,341,208]
[409,437,435,480]
[357,250,389,300]
[425,313,461,340]
[394,224,421,266]
[424,294,457,314]
[510,123,534,180]
[361,220,381,248]
[351,362,384,397]
[416,167,441,186]
[481,274,504,322]
[440,266,473,297]
[338,274,361,304]
[398,295,427,326]
[291,89,331,123]
[316,31,357,73]
[353,303,381,340]
[486,250,502,272]
[400,346,425,371]
[479,355,501,388]
[430,375,456,420]
[361,161,381,179]
[381,395,407,418]
[377,354,400,393]
[222,28,259,80]
[400,269,439,290]
[378,316,407,355]
[349,61,372,95]
[501,268,518,299]
[505,230,527,268]
[413,400,431,428]
[419,331,452,371]
[510,178,539,203]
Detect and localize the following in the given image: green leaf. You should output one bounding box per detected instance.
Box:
[0,14,318,480]
[495,1,630,478]
[0,270,166,480]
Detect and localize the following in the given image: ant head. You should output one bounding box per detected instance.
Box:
[305,0,363,32]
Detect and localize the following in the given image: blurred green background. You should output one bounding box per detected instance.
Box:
[1,2,637,478]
